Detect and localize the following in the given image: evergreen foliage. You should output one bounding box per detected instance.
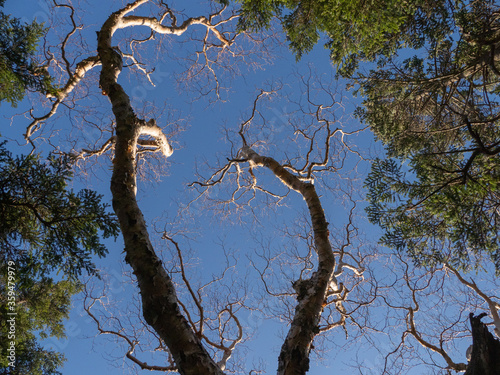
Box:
[0,144,119,280]
[0,142,119,373]
[236,0,450,75]
[0,278,77,375]
[0,0,55,106]
[361,0,500,271]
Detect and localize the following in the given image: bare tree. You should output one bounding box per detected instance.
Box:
[14,0,270,373]
[190,77,373,374]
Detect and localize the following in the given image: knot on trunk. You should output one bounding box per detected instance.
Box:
[292,273,317,301]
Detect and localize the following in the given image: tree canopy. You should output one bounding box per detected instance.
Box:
[236,0,452,75]
[0,0,55,106]
[0,143,119,374]
[362,0,500,272]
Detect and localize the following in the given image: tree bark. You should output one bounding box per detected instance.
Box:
[98,2,224,374]
[240,146,336,375]
[464,313,500,375]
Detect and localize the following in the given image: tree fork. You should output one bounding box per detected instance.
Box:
[97,2,224,374]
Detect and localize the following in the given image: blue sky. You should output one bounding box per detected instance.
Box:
[0,1,364,373]
[2,1,490,374]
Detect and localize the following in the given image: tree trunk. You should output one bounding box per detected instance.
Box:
[464,313,500,375]
[98,3,224,374]
[240,146,336,375]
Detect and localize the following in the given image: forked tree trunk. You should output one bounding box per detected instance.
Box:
[98,2,335,374]
[464,313,500,375]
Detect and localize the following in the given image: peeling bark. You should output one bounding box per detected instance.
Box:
[240,146,335,375]
[464,313,500,375]
[98,2,224,374]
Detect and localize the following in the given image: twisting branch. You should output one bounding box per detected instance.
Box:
[373,253,479,374]
[122,31,156,85]
[120,13,233,46]
[406,306,467,372]
[25,55,101,144]
[200,303,244,371]
[238,145,335,375]
[163,235,205,335]
[444,262,500,338]
[52,0,81,79]
[71,136,116,160]
[83,284,177,372]
[238,89,277,146]
[402,263,468,372]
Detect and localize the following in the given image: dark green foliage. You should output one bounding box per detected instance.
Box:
[0,142,119,373]
[237,0,282,32]
[362,0,500,272]
[366,158,500,271]
[1,338,64,375]
[0,1,55,106]
[0,143,119,282]
[236,0,450,74]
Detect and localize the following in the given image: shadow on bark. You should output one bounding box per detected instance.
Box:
[465,313,500,375]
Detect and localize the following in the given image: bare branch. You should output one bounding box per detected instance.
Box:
[445,262,500,338]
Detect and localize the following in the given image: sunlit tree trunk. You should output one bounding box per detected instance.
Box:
[240,146,336,375]
[98,2,224,374]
